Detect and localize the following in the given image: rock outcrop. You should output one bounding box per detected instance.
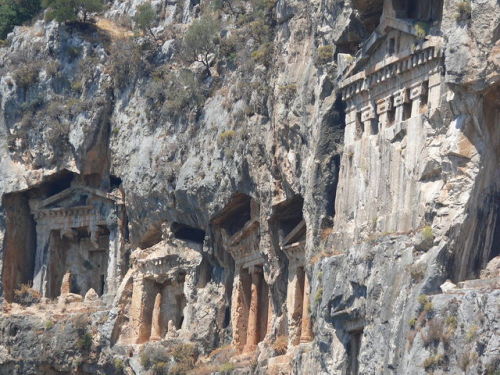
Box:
[0,0,498,374]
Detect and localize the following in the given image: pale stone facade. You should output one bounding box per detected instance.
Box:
[213,196,271,353]
[122,225,202,344]
[30,186,125,300]
[336,5,445,239]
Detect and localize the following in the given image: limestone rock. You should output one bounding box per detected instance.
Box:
[440,279,457,293]
[84,288,99,302]
[60,273,72,296]
[480,256,500,279]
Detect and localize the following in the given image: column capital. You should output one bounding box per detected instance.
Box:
[376,96,393,115]
[393,88,409,107]
[409,81,426,100]
[360,104,375,122]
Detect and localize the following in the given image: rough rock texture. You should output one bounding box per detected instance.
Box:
[0,0,498,374]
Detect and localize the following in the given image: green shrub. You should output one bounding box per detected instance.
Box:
[409,263,426,283]
[456,1,472,21]
[279,84,297,104]
[0,0,41,40]
[414,22,428,39]
[45,320,54,330]
[445,315,458,330]
[219,362,236,372]
[108,39,143,89]
[113,358,125,371]
[219,130,236,141]
[13,284,41,306]
[181,14,219,73]
[13,62,40,89]
[139,351,152,370]
[251,42,273,65]
[421,226,434,242]
[417,294,429,307]
[171,343,197,366]
[316,45,334,65]
[71,80,83,92]
[77,331,92,351]
[314,287,323,307]
[152,361,168,375]
[408,318,417,329]
[466,324,479,343]
[42,0,104,23]
[423,353,444,370]
[134,2,156,39]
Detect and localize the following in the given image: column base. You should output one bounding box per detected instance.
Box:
[299,335,313,343]
[243,344,257,353]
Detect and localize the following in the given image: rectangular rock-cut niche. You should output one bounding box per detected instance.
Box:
[46,226,109,299]
[346,326,364,375]
[232,266,269,353]
[1,170,75,302]
[130,277,186,344]
[270,195,305,248]
[1,192,37,302]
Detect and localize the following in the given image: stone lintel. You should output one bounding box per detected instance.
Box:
[228,220,259,247]
[282,241,305,263]
[281,220,306,247]
[408,81,426,100]
[236,252,265,269]
[340,44,442,100]
[35,205,95,219]
[393,89,409,107]
[361,105,376,122]
[38,186,119,209]
[376,96,393,114]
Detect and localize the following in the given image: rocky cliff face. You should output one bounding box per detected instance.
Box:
[0,0,498,374]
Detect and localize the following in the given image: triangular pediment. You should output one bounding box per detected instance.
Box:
[343,23,419,81]
[39,186,115,210]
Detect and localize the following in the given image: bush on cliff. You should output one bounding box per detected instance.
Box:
[181,14,219,74]
[0,0,41,39]
[13,284,41,306]
[42,0,104,23]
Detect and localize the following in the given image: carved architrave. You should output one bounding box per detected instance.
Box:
[225,220,264,269]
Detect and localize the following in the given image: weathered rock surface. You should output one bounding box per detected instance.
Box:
[0,0,498,374]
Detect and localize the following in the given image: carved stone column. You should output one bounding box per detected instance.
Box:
[32,223,50,296]
[60,272,72,295]
[243,269,261,353]
[129,276,154,344]
[393,88,409,123]
[150,292,162,341]
[361,104,377,135]
[299,274,313,343]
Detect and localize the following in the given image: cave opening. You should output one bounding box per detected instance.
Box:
[214,194,253,237]
[391,0,443,23]
[109,175,122,189]
[1,192,37,302]
[450,86,500,282]
[1,170,77,302]
[352,0,384,35]
[347,327,364,375]
[171,222,205,244]
[270,195,305,247]
[136,276,187,342]
[46,226,110,299]
[139,224,163,249]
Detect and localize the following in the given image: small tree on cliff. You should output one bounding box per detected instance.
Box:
[42,0,104,23]
[134,2,157,40]
[0,0,42,39]
[181,14,219,75]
